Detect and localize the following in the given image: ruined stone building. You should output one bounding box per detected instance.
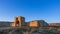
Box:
[10,16,25,27]
[10,16,48,28]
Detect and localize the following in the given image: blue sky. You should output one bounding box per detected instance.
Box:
[0,0,60,23]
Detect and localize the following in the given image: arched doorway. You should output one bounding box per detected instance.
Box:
[15,17,20,26]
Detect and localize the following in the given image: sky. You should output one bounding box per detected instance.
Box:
[0,0,60,23]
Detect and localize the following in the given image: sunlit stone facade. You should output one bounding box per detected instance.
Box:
[29,20,39,27]
[29,20,48,27]
[10,16,25,27]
